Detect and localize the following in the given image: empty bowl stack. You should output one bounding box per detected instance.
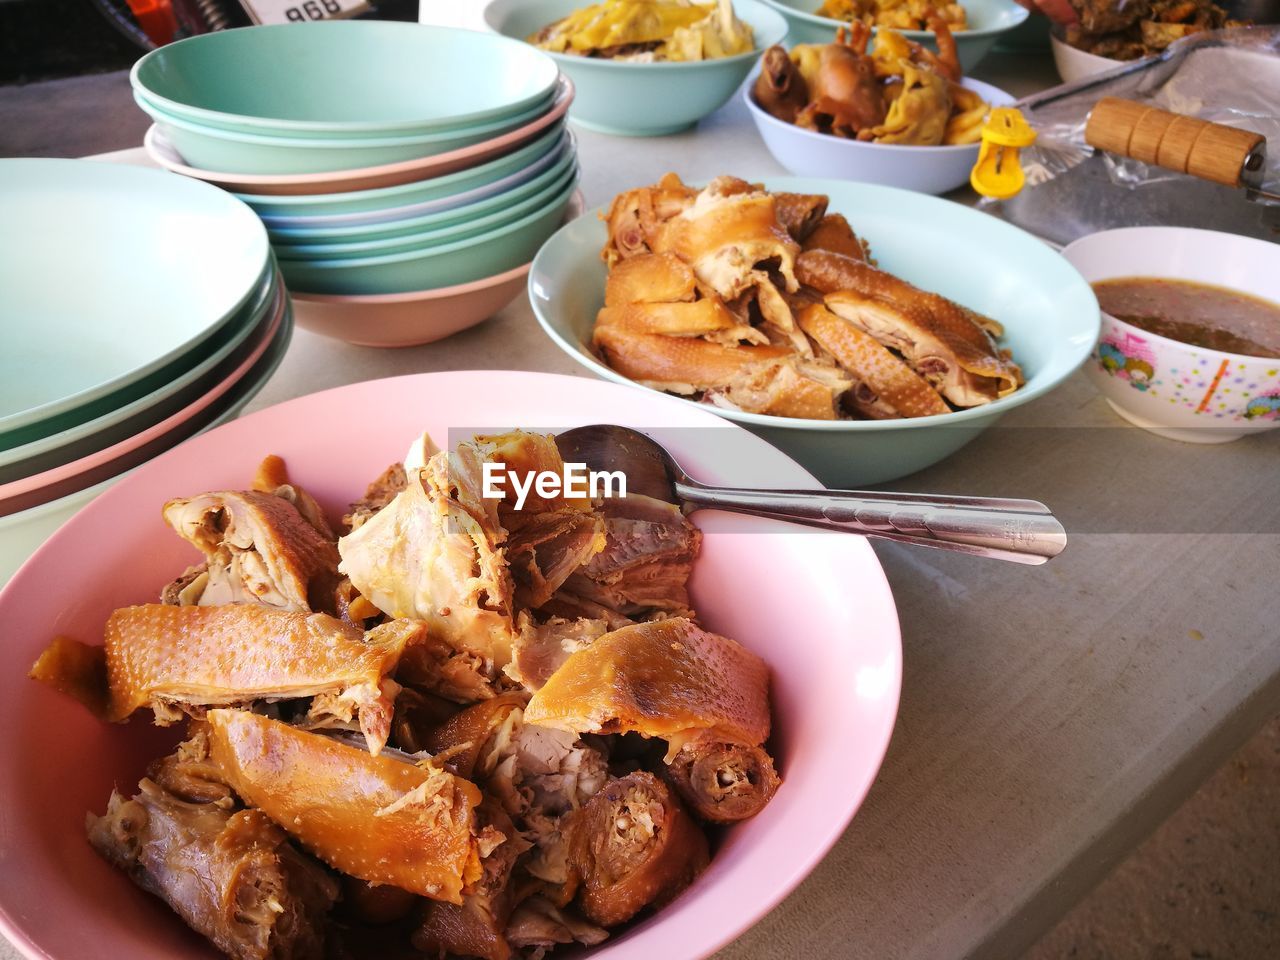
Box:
[0,158,288,586]
[132,21,581,348]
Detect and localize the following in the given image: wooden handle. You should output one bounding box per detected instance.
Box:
[1085,97,1264,188]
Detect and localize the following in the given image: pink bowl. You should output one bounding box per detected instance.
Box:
[0,283,287,514]
[291,192,586,347]
[144,77,574,196]
[0,371,901,960]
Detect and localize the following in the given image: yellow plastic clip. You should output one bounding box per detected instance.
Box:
[970,107,1037,200]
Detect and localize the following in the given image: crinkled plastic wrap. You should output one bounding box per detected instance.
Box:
[986,26,1280,246]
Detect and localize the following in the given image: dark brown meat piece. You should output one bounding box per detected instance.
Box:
[412,802,528,960]
[570,772,709,926]
[752,45,810,124]
[87,779,337,960]
[662,739,781,823]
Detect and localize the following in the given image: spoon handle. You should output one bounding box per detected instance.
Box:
[673,483,1067,565]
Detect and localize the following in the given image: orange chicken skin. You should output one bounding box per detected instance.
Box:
[206,709,485,904]
[100,604,422,755]
[162,489,340,612]
[798,303,950,418]
[524,617,771,748]
[797,250,1022,405]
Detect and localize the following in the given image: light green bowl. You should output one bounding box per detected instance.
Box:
[0,158,268,446]
[760,0,1029,70]
[273,161,578,261]
[484,0,788,137]
[136,94,551,175]
[130,21,560,138]
[241,126,569,222]
[529,177,1099,486]
[280,177,578,295]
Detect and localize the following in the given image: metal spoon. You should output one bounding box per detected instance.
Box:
[555,425,1067,565]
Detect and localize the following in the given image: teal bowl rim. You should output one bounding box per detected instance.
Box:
[530,178,1100,433]
[291,173,580,271]
[238,126,570,216]
[135,91,548,150]
[272,160,578,259]
[759,0,1029,41]
[482,0,789,71]
[130,21,561,136]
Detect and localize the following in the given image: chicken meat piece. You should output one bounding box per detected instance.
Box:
[603,251,697,306]
[524,617,772,748]
[338,444,517,667]
[793,26,887,136]
[251,454,334,540]
[798,302,950,418]
[651,179,801,300]
[548,493,700,624]
[505,897,608,957]
[162,489,340,612]
[413,800,530,960]
[99,604,421,755]
[206,709,484,903]
[504,508,606,610]
[862,61,950,146]
[27,634,109,717]
[87,778,337,960]
[797,250,1022,405]
[508,616,610,690]
[601,173,698,266]
[343,462,408,533]
[752,45,810,124]
[569,772,709,926]
[661,737,781,823]
[801,213,873,262]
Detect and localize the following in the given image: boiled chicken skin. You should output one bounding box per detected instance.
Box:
[101,603,421,755]
[206,709,486,903]
[524,617,771,747]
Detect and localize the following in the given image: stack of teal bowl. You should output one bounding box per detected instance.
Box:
[133,20,580,347]
[0,158,288,586]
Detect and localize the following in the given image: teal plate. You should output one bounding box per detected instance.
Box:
[528,177,1099,486]
[484,0,788,137]
[272,159,579,260]
[136,93,554,176]
[242,126,569,222]
[0,159,269,442]
[0,265,283,480]
[280,177,578,295]
[131,21,559,137]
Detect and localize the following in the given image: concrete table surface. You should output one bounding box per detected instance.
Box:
[2,49,1278,960]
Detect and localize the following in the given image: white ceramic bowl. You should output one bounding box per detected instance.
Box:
[1049,31,1125,83]
[1062,226,1280,443]
[744,72,1014,194]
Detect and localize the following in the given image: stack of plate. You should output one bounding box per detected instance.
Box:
[135,21,581,348]
[0,159,289,586]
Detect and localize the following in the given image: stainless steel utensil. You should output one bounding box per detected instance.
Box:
[555,425,1068,565]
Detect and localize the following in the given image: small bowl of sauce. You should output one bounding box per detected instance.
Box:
[1063,227,1280,443]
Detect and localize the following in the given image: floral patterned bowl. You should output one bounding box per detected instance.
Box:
[1062,227,1280,443]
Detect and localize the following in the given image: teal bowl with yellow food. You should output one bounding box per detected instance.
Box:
[484,0,789,137]
[760,0,1028,70]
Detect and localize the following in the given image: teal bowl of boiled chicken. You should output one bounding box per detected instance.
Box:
[759,0,1028,70]
[529,176,1099,486]
[483,0,789,137]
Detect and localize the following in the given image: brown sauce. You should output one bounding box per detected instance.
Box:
[1092,277,1280,360]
